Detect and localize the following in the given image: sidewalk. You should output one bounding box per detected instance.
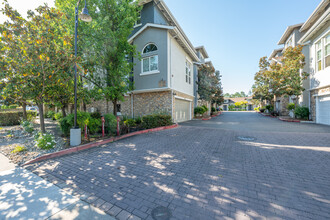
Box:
[0,153,115,220]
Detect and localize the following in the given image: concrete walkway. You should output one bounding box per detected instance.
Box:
[0,153,115,220]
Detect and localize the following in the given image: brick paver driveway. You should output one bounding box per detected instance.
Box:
[26,112,330,220]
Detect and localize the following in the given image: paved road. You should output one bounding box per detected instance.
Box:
[26,112,330,220]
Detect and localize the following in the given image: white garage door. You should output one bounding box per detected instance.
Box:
[174,99,191,123]
[317,95,330,125]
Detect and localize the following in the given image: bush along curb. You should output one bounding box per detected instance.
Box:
[23,124,179,166]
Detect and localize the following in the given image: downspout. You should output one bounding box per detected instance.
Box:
[131,93,134,118]
[170,34,174,120]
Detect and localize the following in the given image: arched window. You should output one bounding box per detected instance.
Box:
[143,43,158,54]
[141,43,159,74]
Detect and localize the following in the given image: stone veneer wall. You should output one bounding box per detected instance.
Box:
[86,96,132,116]
[133,91,172,118]
[173,90,195,119]
[310,90,317,121]
[276,96,290,116]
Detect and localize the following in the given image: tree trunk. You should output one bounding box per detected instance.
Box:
[61,104,67,118]
[83,102,87,112]
[22,103,27,121]
[113,100,117,116]
[38,103,46,133]
[106,100,109,114]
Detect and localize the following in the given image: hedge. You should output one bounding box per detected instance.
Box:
[0,111,37,126]
[141,114,173,129]
[0,112,22,126]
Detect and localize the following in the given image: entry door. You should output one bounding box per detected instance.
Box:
[317,95,330,125]
[175,99,191,123]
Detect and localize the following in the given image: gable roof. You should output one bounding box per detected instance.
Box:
[225,97,253,104]
[298,1,330,44]
[300,0,330,32]
[195,46,209,59]
[277,23,304,45]
[136,0,199,61]
[269,48,284,60]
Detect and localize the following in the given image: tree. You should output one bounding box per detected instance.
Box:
[56,0,141,115]
[252,46,308,108]
[280,45,308,103]
[0,2,76,133]
[197,65,216,102]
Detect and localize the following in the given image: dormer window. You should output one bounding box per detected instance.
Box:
[134,11,142,28]
[141,43,159,75]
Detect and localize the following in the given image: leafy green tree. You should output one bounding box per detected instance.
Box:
[280,45,308,103]
[0,2,76,133]
[57,0,141,115]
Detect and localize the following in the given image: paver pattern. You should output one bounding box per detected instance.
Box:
[26,112,330,220]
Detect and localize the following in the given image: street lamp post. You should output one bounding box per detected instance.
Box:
[70,0,92,147]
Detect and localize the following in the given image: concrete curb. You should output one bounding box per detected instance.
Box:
[23,124,179,166]
[278,118,301,123]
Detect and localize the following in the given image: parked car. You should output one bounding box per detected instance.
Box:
[26,106,39,115]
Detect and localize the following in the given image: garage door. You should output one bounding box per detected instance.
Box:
[174,99,191,123]
[317,95,330,125]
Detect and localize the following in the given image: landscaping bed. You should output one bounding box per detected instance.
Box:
[0,112,174,165]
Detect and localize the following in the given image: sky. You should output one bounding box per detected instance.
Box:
[0,0,321,94]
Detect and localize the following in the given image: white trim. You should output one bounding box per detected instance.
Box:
[141,55,159,74]
[298,9,330,44]
[140,70,160,76]
[300,0,329,32]
[128,23,175,43]
[142,43,158,54]
[132,87,171,94]
[309,84,330,91]
[174,96,193,102]
[278,23,303,45]
[133,23,142,29]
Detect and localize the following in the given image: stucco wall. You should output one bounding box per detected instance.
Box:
[169,34,194,97]
[133,28,169,91]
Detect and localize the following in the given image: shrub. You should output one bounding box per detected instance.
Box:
[45,110,55,119]
[202,105,208,112]
[211,107,216,112]
[54,112,63,120]
[21,120,34,133]
[35,132,56,150]
[1,104,18,109]
[141,114,173,129]
[265,105,274,112]
[88,117,101,134]
[124,119,136,128]
[259,107,265,113]
[27,110,37,121]
[0,111,22,126]
[11,145,27,154]
[90,112,101,119]
[294,106,309,119]
[104,114,117,135]
[254,107,260,111]
[194,106,206,115]
[287,103,295,111]
[135,116,142,125]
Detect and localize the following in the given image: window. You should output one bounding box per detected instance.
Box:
[185,61,191,84]
[316,40,322,71]
[325,34,330,68]
[286,37,293,48]
[143,44,157,54]
[134,11,141,27]
[141,44,159,74]
[142,55,158,73]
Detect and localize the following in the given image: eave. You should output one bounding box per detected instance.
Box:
[278,23,304,45]
[269,48,283,60]
[195,46,209,59]
[300,0,330,32]
[299,8,330,44]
